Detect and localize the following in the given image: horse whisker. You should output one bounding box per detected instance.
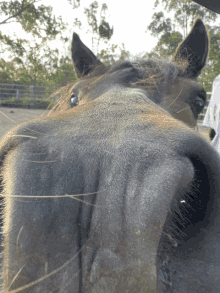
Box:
[7,265,26,291]
[176,106,190,114]
[166,89,183,109]
[0,110,44,135]
[6,243,85,293]
[2,191,104,198]
[11,135,37,139]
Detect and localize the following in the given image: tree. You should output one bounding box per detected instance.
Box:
[83,1,130,65]
[147,0,217,57]
[52,56,77,86]
[0,0,67,56]
[67,0,80,10]
[147,12,182,57]
[147,0,220,93]
[84,1,113,55]
[0,0,77,86]
[152,0,217,35]
[98,43,130,66]
[0,45,77,87]
[0,59,17,83]
[199,24,220,92]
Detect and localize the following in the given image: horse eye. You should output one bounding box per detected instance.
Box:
[70,94,78,107]
[195,96,204,107]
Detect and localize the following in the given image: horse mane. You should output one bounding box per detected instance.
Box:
[48,57,189,113]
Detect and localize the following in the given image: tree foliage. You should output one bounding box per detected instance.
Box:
[200,24,220,92]
[0,0,67,56]
[84,1,113,55]
[147,0,220,93]
[0,0,129,87]
[153,0,217,31]
[98,43,130,66]
[0,0,76,86]
[83,1,129,65]
[0,46,77,86]
[67,0,80,10]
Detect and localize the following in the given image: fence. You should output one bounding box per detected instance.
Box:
[0,83,61,102]
[0,83,212,121]
[198,91,211,123]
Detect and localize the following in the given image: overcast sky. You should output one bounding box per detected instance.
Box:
[51,0,160,55]
[1,0,164,60]
[1,0,219,61]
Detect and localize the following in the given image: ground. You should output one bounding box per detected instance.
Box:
[197,123,210,141]
[0,107,49,138]
[0,107,210,141]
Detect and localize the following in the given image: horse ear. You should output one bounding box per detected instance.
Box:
[173,18,209,79]
[71,33,106,78]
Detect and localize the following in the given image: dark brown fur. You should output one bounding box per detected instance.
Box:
[1,18,220,293]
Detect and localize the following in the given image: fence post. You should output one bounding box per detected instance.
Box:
[30,85,34,98]
[0,83,62,107]
[16,89,19,99]
[197,92,211,123]
[54,94,59,101]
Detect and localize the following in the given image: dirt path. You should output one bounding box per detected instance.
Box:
[0,107,210,142]
[0,107,49,138]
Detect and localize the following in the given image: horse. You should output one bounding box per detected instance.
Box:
[1,17,220,293]
[193,0,220,14]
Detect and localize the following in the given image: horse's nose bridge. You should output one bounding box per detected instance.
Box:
[85,150,195,292]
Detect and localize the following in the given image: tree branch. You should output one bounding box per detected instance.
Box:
[0,0,41,25]
[0,20,19,25]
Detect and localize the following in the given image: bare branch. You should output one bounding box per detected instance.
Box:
[0,20,18,25]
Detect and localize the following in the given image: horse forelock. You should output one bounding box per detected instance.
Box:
[48,57,190,114]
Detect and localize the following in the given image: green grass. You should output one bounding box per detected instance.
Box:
[0,97,56,109]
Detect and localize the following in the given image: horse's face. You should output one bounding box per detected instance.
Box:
[159,77,206,127]
[69,18,208,129]
[71,70,206,128]
[1,18,220,293]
